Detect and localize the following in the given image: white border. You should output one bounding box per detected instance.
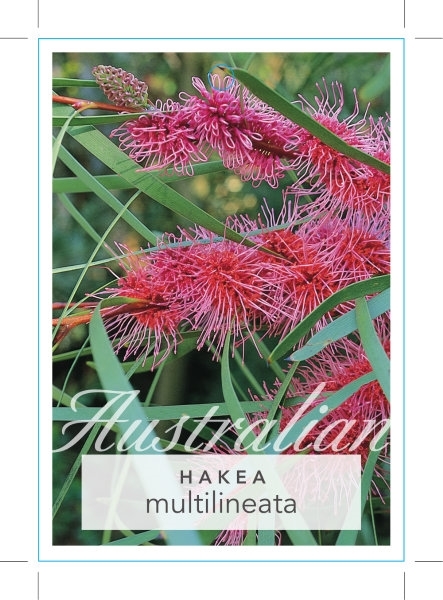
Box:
[41,37,404,562]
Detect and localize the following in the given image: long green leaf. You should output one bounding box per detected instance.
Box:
[221,333,260,454]
[274,372,376,451]
[355,297,390,401]
[56,141,158,245]
[53,113,146,127]
[56,192,104,246]
[263,361,299,444]
[288,288,390,362]
[53,160,226,193]
[53,399,280,423]
[104,530,161,546]
[335,427,390,545]
[66,124,276,254]
[89,306,202,545]
[53,78,98,87]
[52,422,102,519]
[231,67,390,175]
[52,107,84,173]
[268,275,390,364]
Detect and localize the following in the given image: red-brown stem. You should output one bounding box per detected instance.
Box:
[52,94,142,114]
[53,301,99,310]
[251,138,300,160]
[52,300,150,345]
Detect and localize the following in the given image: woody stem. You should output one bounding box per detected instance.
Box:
[52,94,142,114]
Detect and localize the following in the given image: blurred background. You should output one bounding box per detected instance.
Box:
[52,52,390,545]
[53,51,389,299]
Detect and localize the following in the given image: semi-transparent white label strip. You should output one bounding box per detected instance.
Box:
[82,454,361,531]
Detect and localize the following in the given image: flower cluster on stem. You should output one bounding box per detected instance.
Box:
[54,65,391,546]
[96,194,389,366]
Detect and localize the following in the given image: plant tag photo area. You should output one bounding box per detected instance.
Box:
[51,50,394,554]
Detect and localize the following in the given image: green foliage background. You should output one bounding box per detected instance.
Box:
[52,52,390,546]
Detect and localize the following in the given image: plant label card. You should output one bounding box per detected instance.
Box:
[46,43,401,561]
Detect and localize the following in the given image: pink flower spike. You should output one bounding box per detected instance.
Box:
[111,99,208,175]
[259,322,390,498]
[247,226,341,338]
[303,212,390,281]
[183,75,302,188]
[100,247,186,367]
[92,65,151,109]
[151,228,278,359]
[284,79,390,217]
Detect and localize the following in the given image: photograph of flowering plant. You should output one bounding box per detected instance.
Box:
[52,51,390,547]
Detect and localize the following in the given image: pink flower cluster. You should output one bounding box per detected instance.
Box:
[87,66,391,545]
[284,80,390,218]
[276,322,390,470]
[106,69,390,216]
[101,197,389,366]
[109,73,301,187]
[92,68,391,367]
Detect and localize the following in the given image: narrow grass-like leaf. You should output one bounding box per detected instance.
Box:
[288,288,390,362]
[232,372,255,403]
[66,124,278,256]
[104,530,161,546]
[53,160,226,193]
[242,530,257,545]
[234,349,266,397]
[52,346,92,363]
[53,78,98,87]
[284,527,318,546]
[52,107,84,174]
[197,530,222,545]
[367,494,378,545]
[56,142,158,245]
[53,422,102,519]
[54,174,134,194]
[231,67,390,175]
[52,385,74,408]
[53,257,120,274]
[56,192,104,246]
[263,361,299,446]
[89,306,202,545]
[355,297,390,401]
[221,333,261,454]
[53,390,363,423]
[268,275,390,364]
[275,372,376,450]
[53,113,146,127]
[90,307,135,395]
[53,399,278,423]
[257,529,275,545]
[335,427,390,545]
[142,360,166,406]
[52,338,91,405]
[252,335,287,383]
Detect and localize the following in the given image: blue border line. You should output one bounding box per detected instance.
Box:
[40,36,405,40]
[38,559,405,563]
[402,36,406,564]
[37,36,42,565]
[42,37,405,563]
